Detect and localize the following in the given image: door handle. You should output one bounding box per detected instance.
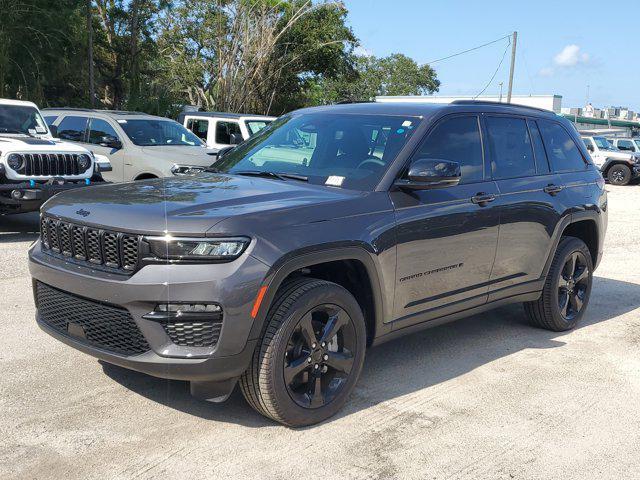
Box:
[471,192,496,206]
[543,184,563,196]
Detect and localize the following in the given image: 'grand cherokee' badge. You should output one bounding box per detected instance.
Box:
[75,209,91,217]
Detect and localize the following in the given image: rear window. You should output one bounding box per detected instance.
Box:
[43,115,58,127]
[57,116,88,142]
[538,120,587,173]
[485,116,536,179]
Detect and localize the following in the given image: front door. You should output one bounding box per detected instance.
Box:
[87,117,126,182]
[390,114,500,324]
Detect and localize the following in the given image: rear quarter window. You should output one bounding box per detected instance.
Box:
[538,120,587,173]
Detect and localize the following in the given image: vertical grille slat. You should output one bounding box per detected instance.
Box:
[16,153,80,176]
[40,216,140,274]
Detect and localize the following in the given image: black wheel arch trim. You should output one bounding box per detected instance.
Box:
[248,245,390,344]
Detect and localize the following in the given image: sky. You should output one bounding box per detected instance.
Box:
[345,0,640,111]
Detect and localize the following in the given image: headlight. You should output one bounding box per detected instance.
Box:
[7,153,24,171]
[147,236,249,261]
[77,153,91,171]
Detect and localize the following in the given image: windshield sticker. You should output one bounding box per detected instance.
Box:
[396,128,405,134]
[28,128,37,135]
[35,126,47,134]
[325,175,345,187]
[402,120,412,127]
[117,119,128,124]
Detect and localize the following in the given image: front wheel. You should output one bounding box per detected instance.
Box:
[239,278,366,427]
[524,236,593,331]
[607,164,632,186]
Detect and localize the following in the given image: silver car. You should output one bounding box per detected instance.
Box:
[43,109,217,183]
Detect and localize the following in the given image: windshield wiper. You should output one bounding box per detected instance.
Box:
[0,128,24,134]
[232,170,308,182]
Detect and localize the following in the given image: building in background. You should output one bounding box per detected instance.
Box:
[376,94,563,113]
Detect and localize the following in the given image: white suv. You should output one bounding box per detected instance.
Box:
[179,112,275,151]
[0,99,102,215]
[581,135,640,185]
[43,109,217,182]
[609,137,640,154]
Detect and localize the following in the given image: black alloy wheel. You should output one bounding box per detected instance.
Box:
[283,304,356,409]
[557,251,589,321]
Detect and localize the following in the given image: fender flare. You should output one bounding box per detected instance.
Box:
[248,246,389,343]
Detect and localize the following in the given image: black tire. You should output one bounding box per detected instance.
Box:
[607,164,632,186]
[524,236,593,331]
[239,277,366,427]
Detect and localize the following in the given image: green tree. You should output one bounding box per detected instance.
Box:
[313,53,440,104]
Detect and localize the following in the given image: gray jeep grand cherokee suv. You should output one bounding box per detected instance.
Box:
[29,101,607,426]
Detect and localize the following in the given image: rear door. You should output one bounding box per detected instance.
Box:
[391,114,500,323]
[485,116,566,296]
[87,117,125,182]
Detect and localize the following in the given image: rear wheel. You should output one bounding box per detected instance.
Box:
[607,164,631,186]
[524,236,593,331]
[239,278,366,427]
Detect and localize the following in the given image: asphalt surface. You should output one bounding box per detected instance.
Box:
[1,186,639,480]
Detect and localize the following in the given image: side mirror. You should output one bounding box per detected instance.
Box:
[586,144,594,152]
[100,135,122,150]
[215,146,234,159]
[395,158,461,190]
[229,133,243,145]
[49,125,58,138]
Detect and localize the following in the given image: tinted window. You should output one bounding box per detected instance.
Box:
[88,118,119,144]
[538,121,586,172]
[245,120,272,136]
[486,116,535,179]
[43,115,58,127]
[617,140,635,151]
[57,116,88,142]
[414,115,483,183]
[186,118,209,141]
[528,120,550,173]
[216,121,242,144]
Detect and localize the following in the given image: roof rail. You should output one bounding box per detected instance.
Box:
[450,99,552,114]
[41,107,150,115]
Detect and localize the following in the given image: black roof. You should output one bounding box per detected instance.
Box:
[294,100,559,119]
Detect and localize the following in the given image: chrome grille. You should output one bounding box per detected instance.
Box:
[22,153,85,176]
[40,216,141,273]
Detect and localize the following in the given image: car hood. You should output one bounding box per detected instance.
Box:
[140,145,216,165]
[42,173,358,236]
[0,135,89,154]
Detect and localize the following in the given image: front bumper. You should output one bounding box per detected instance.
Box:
[29,242,269,383]
[0,178,101,212]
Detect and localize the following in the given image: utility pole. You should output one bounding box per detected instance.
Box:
[87,0,95,108]
[506,31,517,103]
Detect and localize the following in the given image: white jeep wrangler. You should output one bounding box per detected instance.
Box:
[0,99,107,215]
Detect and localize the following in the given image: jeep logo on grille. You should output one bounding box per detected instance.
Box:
[76,209,91,217]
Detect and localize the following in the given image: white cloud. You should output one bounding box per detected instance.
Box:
[353,45,373,57]
[553,44,590,67]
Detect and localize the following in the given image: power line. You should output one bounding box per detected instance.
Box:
[426,34,511,65]
[474,38,511,99]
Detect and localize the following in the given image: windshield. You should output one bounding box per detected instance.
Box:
[593,136,613,149]
[634,139,640,149]
[245,119,272,136]
[0,104,49,135]
[118,119,203,146]
[214,112,421,191]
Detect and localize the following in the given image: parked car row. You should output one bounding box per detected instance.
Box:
[581,134,640,185]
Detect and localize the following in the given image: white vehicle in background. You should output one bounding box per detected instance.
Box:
[581,135,640,186]
[43,108,217,182]
[609,137,640,154]
[0,99,107,215]
[179,111,275,151]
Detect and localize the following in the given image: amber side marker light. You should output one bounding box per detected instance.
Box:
[251,286,268,318]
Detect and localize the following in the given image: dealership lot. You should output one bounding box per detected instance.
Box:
[1,185,639,480]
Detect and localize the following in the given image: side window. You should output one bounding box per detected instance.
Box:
[186,118,209,141]
[413,115,484,184]
[528,120,550,173]
[216,121,242,144]
[485,116,536,179]
[617,140,635,152]
[538,120,587,173]
[43,115,58,127]
[88,118,119,144]
[57,116,88,142]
